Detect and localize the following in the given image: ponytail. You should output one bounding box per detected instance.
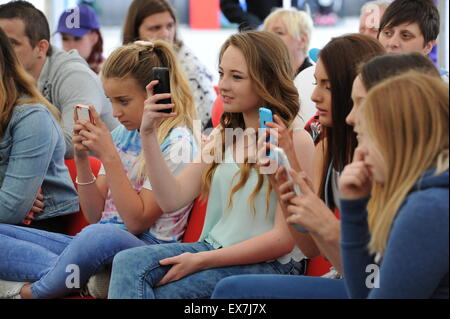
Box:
[101,40,199,180]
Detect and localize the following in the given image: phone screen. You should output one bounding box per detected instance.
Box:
[77,108,91,122]
[75,105,94,123]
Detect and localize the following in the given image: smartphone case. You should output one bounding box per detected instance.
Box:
[259,107,275,158]
[151,67,172,113]
[75,104,95,123]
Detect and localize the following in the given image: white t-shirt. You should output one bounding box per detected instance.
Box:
[294,65,317,127]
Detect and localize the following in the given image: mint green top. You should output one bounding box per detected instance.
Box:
[199,145,306,264]
[199,146,278,248]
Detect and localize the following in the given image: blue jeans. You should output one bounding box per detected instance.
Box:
[211,274,348,299]
[0,223,169,299]
[108,242,307,299]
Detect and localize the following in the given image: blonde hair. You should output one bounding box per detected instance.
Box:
[101,40,199,180]
[360,71,449,255]
[263,7,313,56]
[361,1,390,15]
[0,28,60,139]
[201,31,300,215]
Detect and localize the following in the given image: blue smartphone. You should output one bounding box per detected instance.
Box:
[259,107,274,158]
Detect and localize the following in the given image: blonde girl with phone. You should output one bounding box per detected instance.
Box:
[0,40,198,299]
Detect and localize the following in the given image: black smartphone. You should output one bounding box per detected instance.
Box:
[151,67,172,113]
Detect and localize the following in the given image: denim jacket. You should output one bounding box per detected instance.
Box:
[0,102,79,224]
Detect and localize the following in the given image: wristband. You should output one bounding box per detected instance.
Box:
[75,175,96,186]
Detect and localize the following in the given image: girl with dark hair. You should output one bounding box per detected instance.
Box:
[211,49,447,300]
[122,0,216,130]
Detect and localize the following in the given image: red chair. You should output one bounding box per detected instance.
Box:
[211,87,223,128]
[63,157,102,236]
[306,256,333,277]
[182,197,208,243]
[306,208,340,276]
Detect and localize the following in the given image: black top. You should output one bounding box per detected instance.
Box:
[297,57,313,75]
[220,0,301,30]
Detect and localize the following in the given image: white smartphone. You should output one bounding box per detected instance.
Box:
[273,147,309,233]
[74,104,94,123]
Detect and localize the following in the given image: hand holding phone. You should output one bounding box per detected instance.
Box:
[151,67,172,113]
[259,107,275,158]
[74,104,95,124]
[273,147,309,233]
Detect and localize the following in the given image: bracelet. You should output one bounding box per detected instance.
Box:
[75,175,96,186]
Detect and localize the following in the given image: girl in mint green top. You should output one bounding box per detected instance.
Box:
[108,31,316,299]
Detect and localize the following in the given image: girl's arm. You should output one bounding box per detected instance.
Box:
[73,154,108,224]
[0,109,58,224]
[139,81,218,212]
[269,171,320,258]
[112,128,198,235]
[364,197,449,298]
[75,108,161,232]
[337,147,447,299]
[264,115,320,257]
[338,194,447,299]
[157,203,297,286]
[72,107,110,224]
[140,131,213,213]
[280,139,343,273]
[339,197,374,298]
[285,170,343,272]
[75,137,164,234]
[200,203,295,266]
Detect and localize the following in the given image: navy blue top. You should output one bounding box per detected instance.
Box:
[340,169,449,299]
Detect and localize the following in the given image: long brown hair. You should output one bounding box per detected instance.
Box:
[86,29,104,74]
[318,33,385,207]
[0,27,60,139]
[360,72,448,254]
[122,0,182,49]
[201,31,300,215]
